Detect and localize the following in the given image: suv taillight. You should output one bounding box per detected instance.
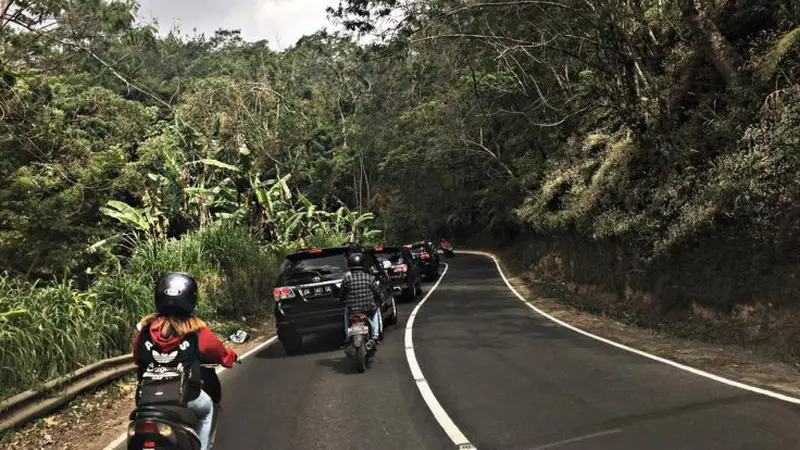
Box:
[394,264,408,272]
[421,252,430,260]
[272,286,295,301]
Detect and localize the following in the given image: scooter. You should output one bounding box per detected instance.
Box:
[344,312,378,373]
[441,243,455,258]
[126,362,238,450]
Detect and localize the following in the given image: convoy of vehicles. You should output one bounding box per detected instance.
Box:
[122,236,455,450]
[271,238,453,362]
[272,245,398,355]
[125,236,455,450]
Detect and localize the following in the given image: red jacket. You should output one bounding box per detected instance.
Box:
[132,318,238,368]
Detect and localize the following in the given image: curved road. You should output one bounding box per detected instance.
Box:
[116,254,800,449]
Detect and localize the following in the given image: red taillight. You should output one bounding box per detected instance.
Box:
[309,248,323,254]
[374,246,383,251]
[394,264,408,272]
[272,286,295,301]
[404,244,412,248]
[421,252,430,260]
[144,442,156,448]
[135,422,159,434]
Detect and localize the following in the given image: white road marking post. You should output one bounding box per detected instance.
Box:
[463,249,800,405]
[405,264,478,450]
[101,335,279,450]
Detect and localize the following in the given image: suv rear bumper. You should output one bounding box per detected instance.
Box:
[390,274,411,292]
[419,261,438,274]
[275,306,344,336]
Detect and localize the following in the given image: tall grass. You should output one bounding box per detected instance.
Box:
[0,223,275,400]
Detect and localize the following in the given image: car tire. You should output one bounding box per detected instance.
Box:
[386,297,398,325]
[402,282,416,302]
[279,333,303,356]
[415,278,423,296]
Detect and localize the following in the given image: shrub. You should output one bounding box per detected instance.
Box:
[0,224,276,400]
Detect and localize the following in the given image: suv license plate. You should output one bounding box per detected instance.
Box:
[302,286,332,297]
[347,325,369,336]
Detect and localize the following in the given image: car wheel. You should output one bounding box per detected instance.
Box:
[386,297,398,325]
[279,333,303,355]
[416,278,423,295]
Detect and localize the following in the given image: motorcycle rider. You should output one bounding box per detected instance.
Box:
[339,253,384,346]
[131,272,238,450]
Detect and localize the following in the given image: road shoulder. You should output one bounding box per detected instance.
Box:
[460,250,800,399]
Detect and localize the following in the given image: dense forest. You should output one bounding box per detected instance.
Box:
[2,0,799,398]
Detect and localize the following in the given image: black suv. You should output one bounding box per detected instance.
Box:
[366,245,422,302]
[406,241,440,281]
[273,246,398,354]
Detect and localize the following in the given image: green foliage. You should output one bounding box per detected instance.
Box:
[0,223,275,399]
[4,0,800,395]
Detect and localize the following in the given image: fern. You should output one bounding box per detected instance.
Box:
[757,26,800,82]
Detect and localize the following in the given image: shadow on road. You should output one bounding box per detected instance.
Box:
[255,331,343,359]
[316,355,359,375]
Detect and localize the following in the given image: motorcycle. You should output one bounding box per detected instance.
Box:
[344,312,378,373]
[440,243,455,258]
[127,362,238,450]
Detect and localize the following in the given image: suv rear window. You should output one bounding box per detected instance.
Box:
[410,244,429,254]
[373,247,405,264]
[278,250,348,284]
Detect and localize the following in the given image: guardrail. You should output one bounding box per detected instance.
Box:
[0,354,136,435]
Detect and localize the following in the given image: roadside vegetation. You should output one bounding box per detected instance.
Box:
[2,0,800,401]
[0,1,382,399]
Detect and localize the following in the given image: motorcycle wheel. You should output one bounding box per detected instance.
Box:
[356,345,367,373]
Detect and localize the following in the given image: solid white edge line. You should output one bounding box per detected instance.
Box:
[405,263,477,450]
[462,249,800,405]
[101,335,279,450]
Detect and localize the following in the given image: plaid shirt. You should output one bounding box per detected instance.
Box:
[339,269,381,312]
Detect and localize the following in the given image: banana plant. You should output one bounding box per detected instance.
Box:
[88,200,160,256]
[98,200,154,232]
[317,205,378,243]
[148,146,242,228]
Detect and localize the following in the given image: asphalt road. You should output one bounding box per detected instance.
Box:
[117,254,800,449]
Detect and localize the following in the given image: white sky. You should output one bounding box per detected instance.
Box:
[135,0,342,50]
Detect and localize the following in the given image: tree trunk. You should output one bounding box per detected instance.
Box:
[678,0,742,88]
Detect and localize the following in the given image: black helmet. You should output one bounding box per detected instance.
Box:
[347,253,364,270]
[154,272,199,316]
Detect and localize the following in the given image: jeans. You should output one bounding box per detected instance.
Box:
[187,389,214,450]
[343,306,382,339]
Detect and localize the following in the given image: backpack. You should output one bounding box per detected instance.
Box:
[135,323,202,407]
